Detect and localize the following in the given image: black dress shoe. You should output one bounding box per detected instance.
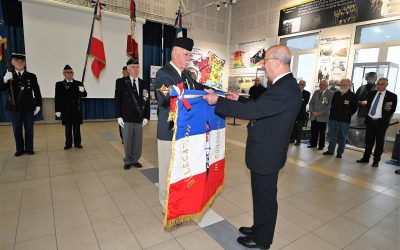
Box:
[237,236,269,249]
[372,161,379,167]
[134,162,142,168]
[26,151,34,155]
[317,147,324,150]
[14,151,24,157]
[307,145,316,148]
[75,145,83,148]
[322,151,333,155]
[395,169,400,174]
[64,145,72,150]
[356,158,369,163]
[239,226,253,236]
[336,154,342,159]
[124,164,131,170]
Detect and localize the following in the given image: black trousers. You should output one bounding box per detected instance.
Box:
[250,171,279,247]
[363,119,388,162]
[290,119,305,142]
[309,120,327,148]
[65,123,81,147]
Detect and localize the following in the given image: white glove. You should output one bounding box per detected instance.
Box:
[55,112,61,118]
[142,118,148,127]
[33,106,40,116]
[3,71,12,83]
[79,86,85,92]
[117,117,125,128]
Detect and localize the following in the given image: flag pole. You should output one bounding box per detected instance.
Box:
[2,41,16,109]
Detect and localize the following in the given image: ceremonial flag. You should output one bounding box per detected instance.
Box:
[174,10,183,38]
[88,1,106,79]
[126,0,138,60]
[0,3,7,62]
[164,86,225,228]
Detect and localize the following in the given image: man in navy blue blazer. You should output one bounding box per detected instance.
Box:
[204,44,302,249]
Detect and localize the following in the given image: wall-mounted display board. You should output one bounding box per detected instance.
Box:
[278,0,400,36]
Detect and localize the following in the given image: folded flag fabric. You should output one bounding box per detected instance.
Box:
[89,1,106,79]
[164,88,225,229]
[126,0,139,59]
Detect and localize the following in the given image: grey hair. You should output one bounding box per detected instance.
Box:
[267,45,292,65]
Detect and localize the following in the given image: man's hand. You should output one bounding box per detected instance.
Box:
[203,93,219,105]
[33,106,41,116]
[142,118,148,127]
[361,100,367,105]
[117,117,125,128]
[79,86,85,92]
[312,111,320,117]
[55,112,61,118]
[225,92,239,101]
[3,71,12,83]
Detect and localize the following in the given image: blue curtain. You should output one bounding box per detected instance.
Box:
[82,98,115,120]
[142,21,162,83]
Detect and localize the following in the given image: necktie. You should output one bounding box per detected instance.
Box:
[318,91,322,99]
[370,93,381,116]
[18,72,22,78]
[132,79,137,92]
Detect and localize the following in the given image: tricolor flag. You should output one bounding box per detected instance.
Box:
[88,1,106,79]
[174,10,183,38]
[0,3,7,62]
[164,86,225,228]
[126,0,139,60]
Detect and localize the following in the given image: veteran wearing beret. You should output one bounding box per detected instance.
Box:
[55,65,87,150]
[0,53,42,156]
[154,37,207,208]
[114,58,150,170]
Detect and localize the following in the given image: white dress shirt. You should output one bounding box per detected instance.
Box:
[129,76,139,91]
[368,90,386,119]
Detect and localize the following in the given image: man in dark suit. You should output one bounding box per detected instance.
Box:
[357,78,397,167]
[114,58,150,170]
[155,37,206,208]
[323,79,358,158]
[204,44,302,249]
[249,77,265,100]
[55,65,87,150]
[1,53,42,156]
[356,72,377,124]
[291,80,310,146]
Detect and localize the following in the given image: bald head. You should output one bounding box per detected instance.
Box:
[298,80,306,90]
[263,44,292,81]
[340,79,351,93]
[319,79,328,91]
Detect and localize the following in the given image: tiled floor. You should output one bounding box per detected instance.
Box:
[0,120,399,250]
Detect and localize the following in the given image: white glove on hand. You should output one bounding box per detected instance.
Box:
[3,71,12,83]
[117,117,125,128]
[142,118,148,127]
[55,112,61,118]
[33,106,40,116]
[79,86,85,92]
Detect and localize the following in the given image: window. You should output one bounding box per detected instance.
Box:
[297,54,317,94]
[280,33,319,51]
[355,20,400,44]
[354,48,379,63]
[387,46,400,113]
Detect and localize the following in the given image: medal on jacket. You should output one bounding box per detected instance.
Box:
[143,89,149,101]
[157,85,172,96]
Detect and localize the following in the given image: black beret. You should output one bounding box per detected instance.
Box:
[366,72,377,78]
[63,64,73,71]
[172,37,194,51]
[122,66,127,70]
[127,58,139,65]
[12,53,25,60]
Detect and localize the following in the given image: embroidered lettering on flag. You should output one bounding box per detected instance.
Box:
[164,88,225,228]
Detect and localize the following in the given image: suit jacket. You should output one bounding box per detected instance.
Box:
[296,89,310,120]
[309,89,334,123]
[0,70,42,112]
[215,73,302,175]
[114,77,150,123]
[365,90,397,127]
[55,79,87,125]
[356,83,376,118]
[155,62,205,140]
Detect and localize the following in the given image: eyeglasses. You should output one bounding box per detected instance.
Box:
[264,58,279,63]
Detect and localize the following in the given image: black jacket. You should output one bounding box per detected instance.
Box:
[249,84,266,100]
[365,90,397,127]
[0,71,42,112]
[55,79,87,125]
[114,77,150,123]
[329,90,358,123]
[356,83,377,118]
[215,73,302,175]
[155,63,205,140]
[296,89,310,120]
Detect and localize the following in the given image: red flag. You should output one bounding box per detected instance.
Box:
[127,0,138,60]
[89,2,106,79]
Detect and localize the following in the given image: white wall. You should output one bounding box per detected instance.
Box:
[21,0,144,98]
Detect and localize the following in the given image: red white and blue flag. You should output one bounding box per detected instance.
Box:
[126,0,139,60]
[164,86,225,228]
[174,10,183,38]
[88,1,106,79]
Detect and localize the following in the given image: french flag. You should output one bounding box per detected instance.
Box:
[164,87,226,228]
[126,0,139,60]
[89,1,106,79]
[174,10,183,38]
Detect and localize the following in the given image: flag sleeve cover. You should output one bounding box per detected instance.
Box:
[164,89,226,229]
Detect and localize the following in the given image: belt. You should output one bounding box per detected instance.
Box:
[370,118,382,121]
